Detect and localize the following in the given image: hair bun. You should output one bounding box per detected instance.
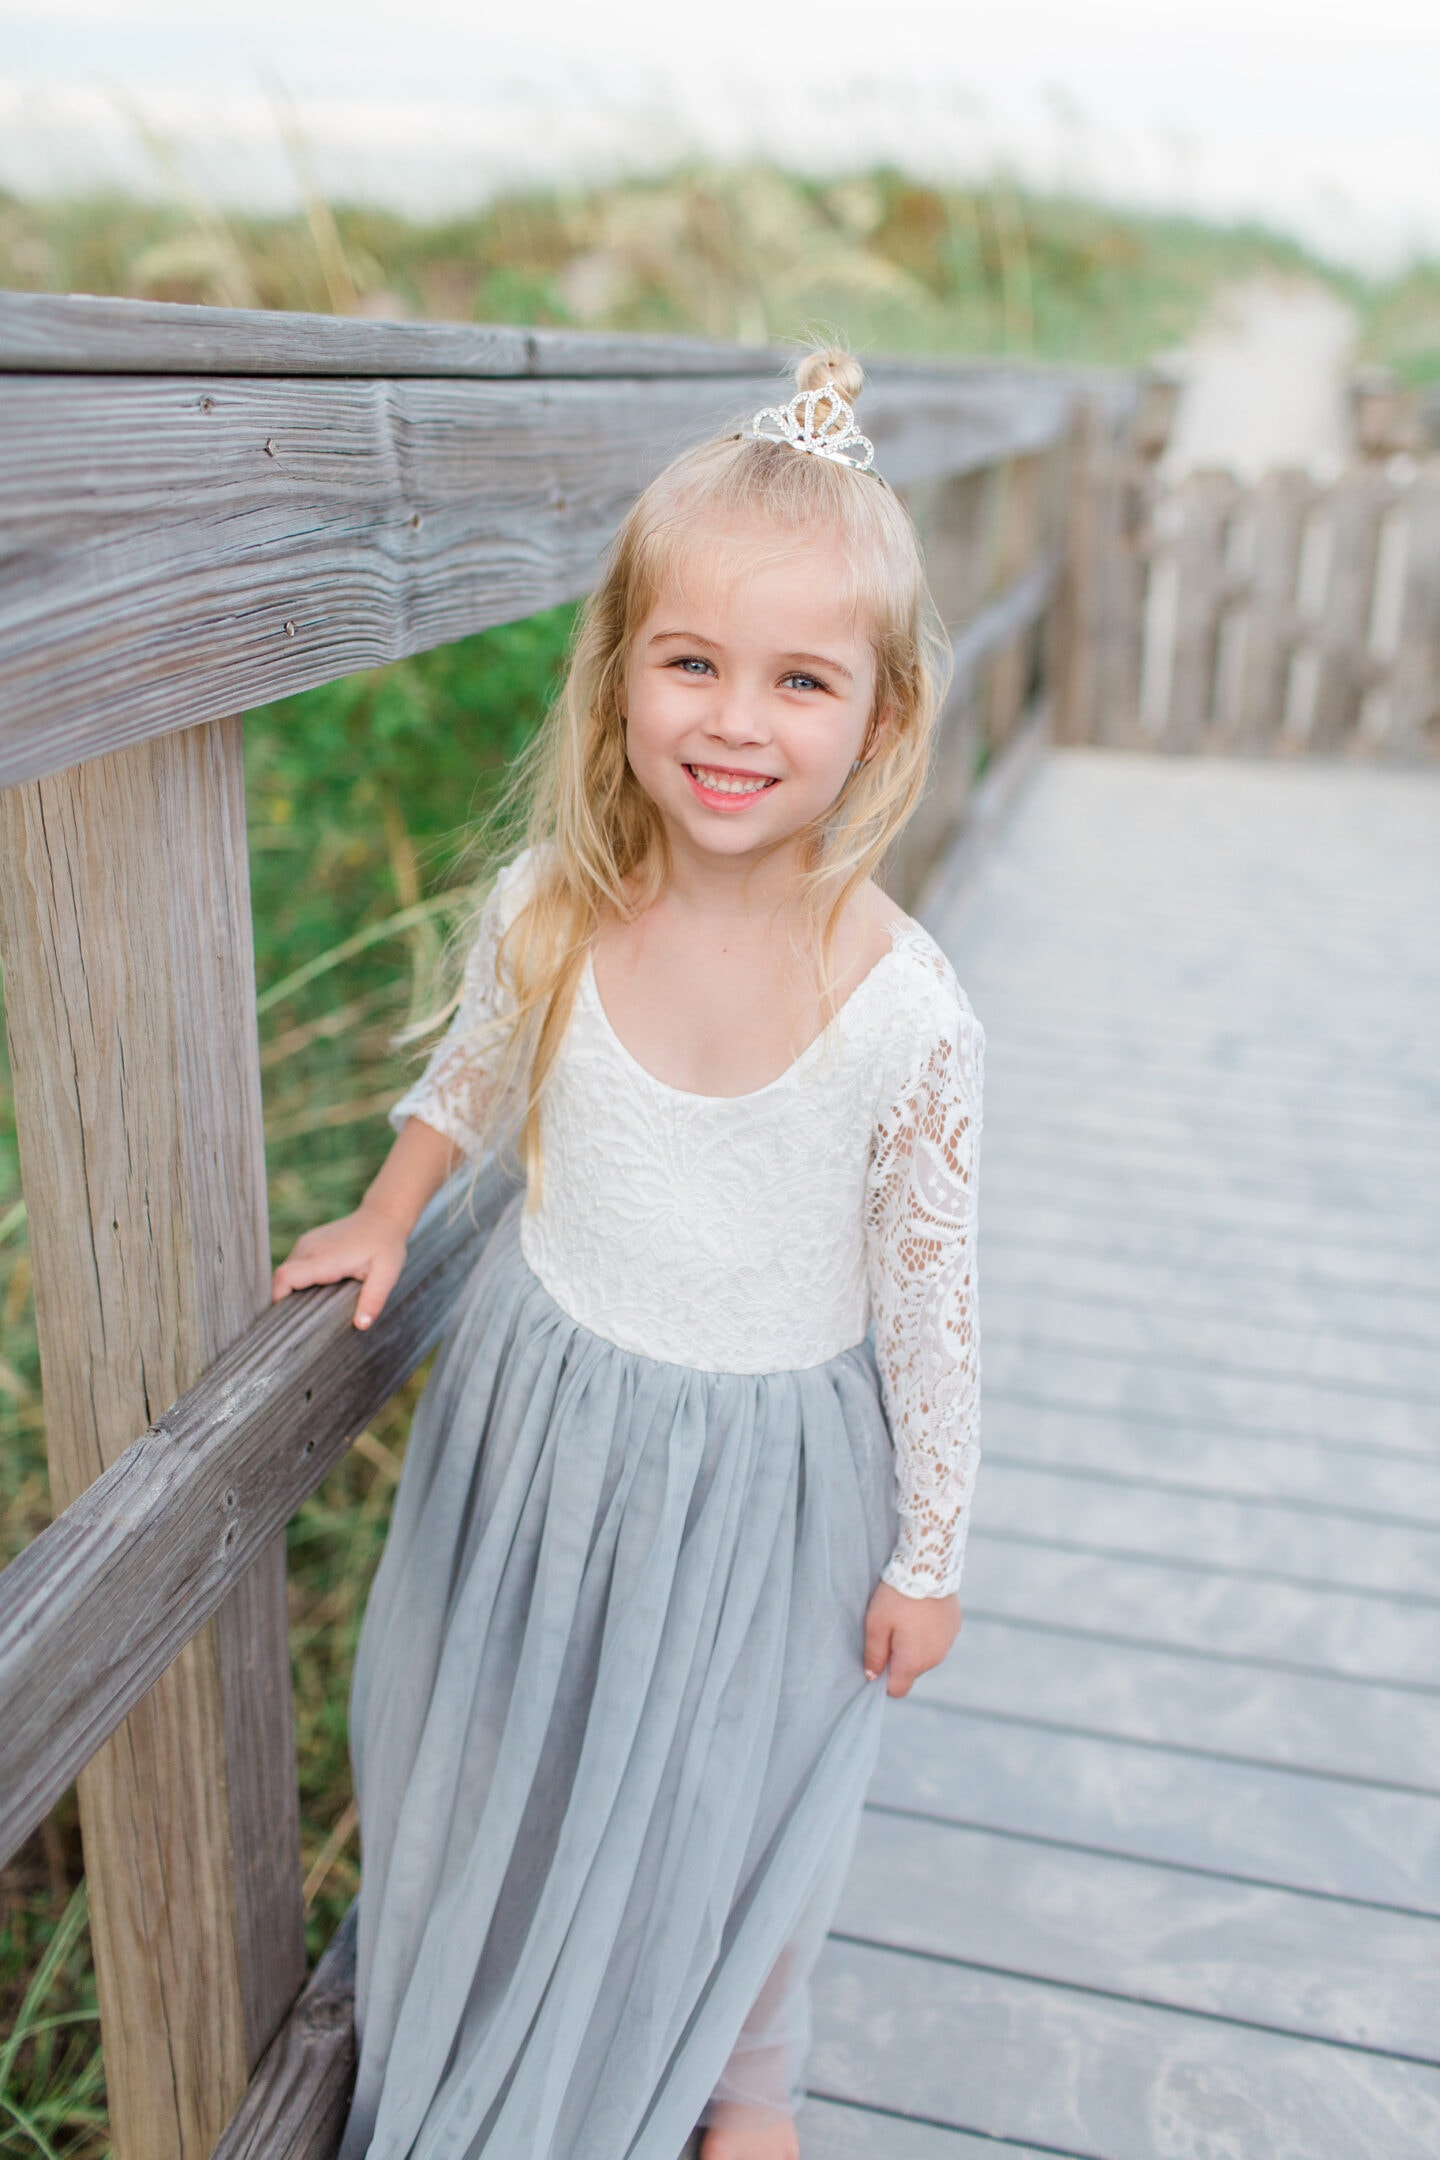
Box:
[795,348,865,403]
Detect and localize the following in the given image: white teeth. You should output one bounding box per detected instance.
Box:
[688,766,774,795]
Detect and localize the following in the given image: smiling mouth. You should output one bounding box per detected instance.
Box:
[684,763,779,798]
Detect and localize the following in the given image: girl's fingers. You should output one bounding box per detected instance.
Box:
[353,1251,403,1331]
[862,1607,892,1683]
[887,1654,920,1700]
[271,1253,365,1299]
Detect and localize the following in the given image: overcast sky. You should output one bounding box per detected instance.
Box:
[3,0,1437,266]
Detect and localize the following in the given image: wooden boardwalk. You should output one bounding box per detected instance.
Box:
[803,748,1440,2158]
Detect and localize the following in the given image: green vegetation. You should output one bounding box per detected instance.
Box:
[0,164,1332,365]
[1356,261,1440,389]
[2,161,1436,2155]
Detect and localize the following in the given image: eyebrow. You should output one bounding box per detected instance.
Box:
[647,631,855,682]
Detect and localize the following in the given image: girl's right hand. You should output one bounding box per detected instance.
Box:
[271,1202,411,1331]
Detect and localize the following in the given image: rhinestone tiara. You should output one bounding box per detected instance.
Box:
[750,382,876,471]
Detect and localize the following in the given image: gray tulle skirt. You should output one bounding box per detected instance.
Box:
[338,1199,894,2160]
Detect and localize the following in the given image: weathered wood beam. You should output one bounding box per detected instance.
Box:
[887,550,1060,910]
[949,548,1059,694]
[0,368,1074,788]
[210,1908,359,2160]
[0,1156,515,1875]
[0,721,307,2160]
[0,289,777,378]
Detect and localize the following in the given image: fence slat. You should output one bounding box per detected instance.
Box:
[0,722,304,2159]
[0,368,1073,790]
[1119,458,1440,756]
[210,1909,358,2160]
[886,551,1058,908]
[1163,471,1240,749]
[1387,470,1440,755]
[1310,471,1386,749]
[0,1158,515,1873]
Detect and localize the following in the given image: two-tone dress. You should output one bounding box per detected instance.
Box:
[337,853,985,2160]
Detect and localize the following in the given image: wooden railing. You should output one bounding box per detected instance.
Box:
[0,289,1097,2160]
[1055,371,1440,758]
[1130,462,1440,755]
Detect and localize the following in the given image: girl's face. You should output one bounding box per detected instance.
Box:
[623,523,881,869]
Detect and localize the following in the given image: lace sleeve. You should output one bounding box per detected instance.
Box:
[388,854,530,1161]
[865,978,985,1599]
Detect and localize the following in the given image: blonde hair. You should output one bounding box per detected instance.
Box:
[435,345,949,1192]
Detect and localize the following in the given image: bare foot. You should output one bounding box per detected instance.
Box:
[699,2103,800,2160]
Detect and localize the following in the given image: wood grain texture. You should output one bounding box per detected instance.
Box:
[0,1157,516,1872]
[811,1940,1440,2159]
[887,554,1057,911]
[974,1458,1440,1597]
[1119,463,1440,754]
[0,288,777,378]
[837,1811,1440,2056]
[961,1536,1440,1688]
[801,2099,1056,2159]
[978,1399,1440,1524]
[0,368,1073,787]
[982,1294,1440,1403]
[976,1334,1439,1455]
[922,1618,1440,1792]
[211,1908,358,2160]
[873,1699,1440,1912]
[0,721,303,2157]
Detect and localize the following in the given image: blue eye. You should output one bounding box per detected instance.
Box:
[782,672,825,693]
[672,656,715,676]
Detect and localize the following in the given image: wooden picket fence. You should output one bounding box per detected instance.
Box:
[0,289,1105,2160]
[1074,446,1440,757]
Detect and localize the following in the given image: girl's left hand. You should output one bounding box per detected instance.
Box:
[862,1581,961,1698]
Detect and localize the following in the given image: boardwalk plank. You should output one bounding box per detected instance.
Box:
[870,1701,1440,1912]
[981,1399,1440,1520]
[837,1812,1440,2056]
[802,2099,1059,2159]
[921,1618,1440,1792]
[976,1460,1440,1597]
[979,1251,1440,1351]
[981,1133,1438,1222]
[961,1537,1440,1687]
[982,1085,1440,1162]
[810,1940,1440,2160]
[978,1339,1439,1453]
[980,1163,1440,1256]
[977,1201,1440,1301]
[981,1289,1440,1396]
[978,1030,1440,1106]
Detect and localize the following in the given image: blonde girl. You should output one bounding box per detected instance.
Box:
[273,348,985,2160]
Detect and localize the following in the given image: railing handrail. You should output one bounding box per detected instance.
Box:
[0,1158,517,1872]
[0,288,778,379]
[0,291,1081,791]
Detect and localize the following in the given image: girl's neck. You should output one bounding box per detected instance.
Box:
[656,827,805,936]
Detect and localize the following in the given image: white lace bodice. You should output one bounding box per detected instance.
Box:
[391,854,984,1596]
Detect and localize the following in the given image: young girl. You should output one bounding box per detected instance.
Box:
[272,348,985,2160]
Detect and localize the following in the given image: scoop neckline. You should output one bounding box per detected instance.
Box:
[581,917,926,1106]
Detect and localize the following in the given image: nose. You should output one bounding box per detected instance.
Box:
[704,688,770,747]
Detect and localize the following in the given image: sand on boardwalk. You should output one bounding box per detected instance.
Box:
[1160,279,1357,482]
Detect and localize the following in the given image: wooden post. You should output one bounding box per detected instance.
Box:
[1053,391,1150,748]
[0,717,305,2160]
[1235,470,1311,750]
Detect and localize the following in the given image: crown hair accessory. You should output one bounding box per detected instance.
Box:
[751,382,876,471]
